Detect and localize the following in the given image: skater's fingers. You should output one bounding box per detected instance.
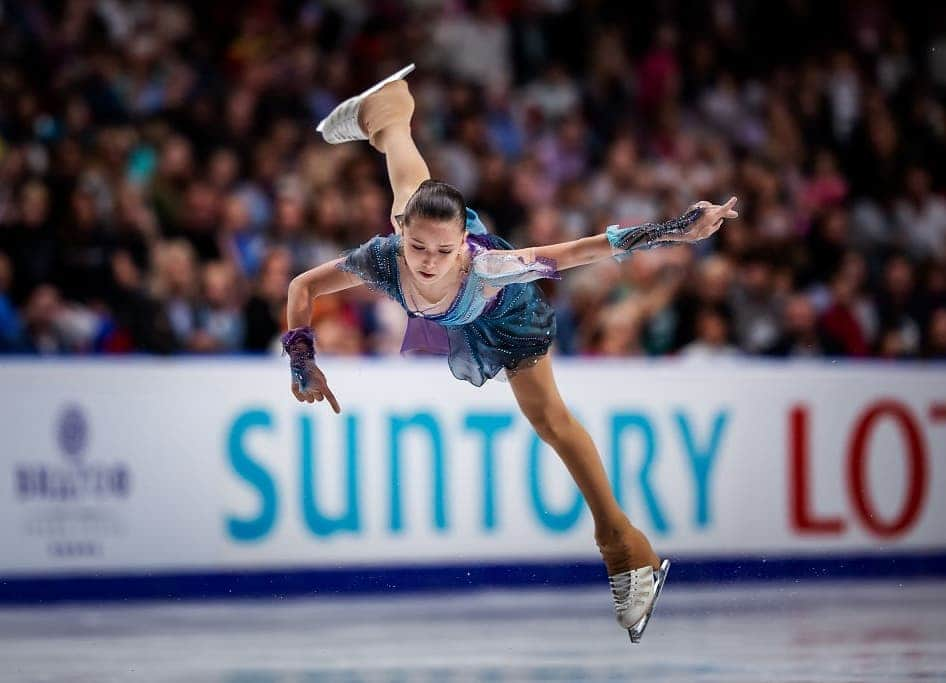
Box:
[705,197,736,216]
[323,386,341,414]
[291,384,305,402]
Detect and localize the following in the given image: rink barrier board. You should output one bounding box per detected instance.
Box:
[2,550,945,604]
[3,359,946,595]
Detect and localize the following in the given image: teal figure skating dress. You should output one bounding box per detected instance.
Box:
[337,209,560,386]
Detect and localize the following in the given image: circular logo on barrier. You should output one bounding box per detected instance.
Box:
[57,405,88,463]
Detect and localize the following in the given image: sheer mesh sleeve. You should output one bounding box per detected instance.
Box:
[604,206,704,261]
[471,249,561,287]
[335,235,402,301]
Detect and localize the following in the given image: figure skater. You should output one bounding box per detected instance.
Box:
[283,65,738,642]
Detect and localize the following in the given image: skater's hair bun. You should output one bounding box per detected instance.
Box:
[402,179,466,231]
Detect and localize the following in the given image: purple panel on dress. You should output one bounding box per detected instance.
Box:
[401,316,450,356]
[466,232,492,253]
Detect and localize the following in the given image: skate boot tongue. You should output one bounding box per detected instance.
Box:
[608,565,655,629]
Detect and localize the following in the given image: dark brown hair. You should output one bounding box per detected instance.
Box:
[401,179,466,230]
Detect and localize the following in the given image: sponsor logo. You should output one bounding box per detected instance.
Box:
[57,404,88,464]
[13,405,132,558]
[15,405,131,502]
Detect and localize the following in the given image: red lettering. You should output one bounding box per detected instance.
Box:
[847,401,928,538]
[789,405,845,534]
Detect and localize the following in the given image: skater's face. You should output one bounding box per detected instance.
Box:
[403,216,466,284]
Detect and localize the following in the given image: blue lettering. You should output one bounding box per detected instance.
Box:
[610,413,670,534]
[300,413,361,537]
[675,411,728,528]
[226,409,278,541]
[389,412,447,532]
[528,432,584,533]
[463,413,515,531]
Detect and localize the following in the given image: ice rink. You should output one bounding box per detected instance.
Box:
[1,580,944,682]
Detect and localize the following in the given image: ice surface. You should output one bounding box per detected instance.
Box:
[0,581,943,682]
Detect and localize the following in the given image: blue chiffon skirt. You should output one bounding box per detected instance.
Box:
[400,232,556,386]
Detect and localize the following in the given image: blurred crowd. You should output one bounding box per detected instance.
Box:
[2,0,946,359]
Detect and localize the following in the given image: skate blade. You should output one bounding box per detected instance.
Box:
[316,63,416,133]
[627,559,670,644]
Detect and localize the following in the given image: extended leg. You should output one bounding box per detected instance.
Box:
[506,354,660,572]
[508,354,670,642]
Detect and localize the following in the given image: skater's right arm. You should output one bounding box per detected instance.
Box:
[286,257,361,330]
[283,257,362,413]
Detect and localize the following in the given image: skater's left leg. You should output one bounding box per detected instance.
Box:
[358,80,430,226]
[316,66,427,231]
[507,354,661,573]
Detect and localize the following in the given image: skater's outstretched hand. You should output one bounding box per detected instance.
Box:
[669,196,739,243]
[290,358,341,413]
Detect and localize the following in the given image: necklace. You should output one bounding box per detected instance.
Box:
[399,253,470,318]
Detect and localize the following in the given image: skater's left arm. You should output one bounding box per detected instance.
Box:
[515,197,738,272]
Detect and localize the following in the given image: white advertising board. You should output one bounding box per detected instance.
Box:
[1,358,944,579]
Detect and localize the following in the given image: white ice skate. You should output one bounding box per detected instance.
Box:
[608,558,671,643]
[316,63,416,144]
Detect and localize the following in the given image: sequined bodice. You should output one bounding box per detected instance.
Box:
[334,207,560,386]
[394,233,503,327]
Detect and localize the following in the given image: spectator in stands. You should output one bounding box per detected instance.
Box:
[1,1,944,362]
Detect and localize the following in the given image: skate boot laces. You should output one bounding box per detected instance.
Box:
[317,97,367,144]
[608,565,655,628]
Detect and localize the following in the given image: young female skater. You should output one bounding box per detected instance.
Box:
[284,66,738,642]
